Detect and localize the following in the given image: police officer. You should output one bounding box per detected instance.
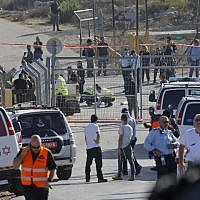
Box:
[13,135,56,200]
[120,48,132,92]
[55,74,68,109]
[144,116,179,179]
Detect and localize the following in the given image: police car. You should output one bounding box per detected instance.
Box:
[0,107,23,195]
[176,95,200,135]
[7,105,76,180]
[149,77,200,116]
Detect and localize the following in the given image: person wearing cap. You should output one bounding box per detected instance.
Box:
[188,39,200,78]
[82,39,95,77]
[121,108,142,175]
[144,116,179,179]
[97,37,109,76]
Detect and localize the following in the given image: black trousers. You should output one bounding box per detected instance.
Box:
[85,147,104,181]
[155,154,177,179]
[23,185,49,200]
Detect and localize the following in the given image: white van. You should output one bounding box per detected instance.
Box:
[149,79,200,116]
[0,107,23,195]
[176,96,200,135]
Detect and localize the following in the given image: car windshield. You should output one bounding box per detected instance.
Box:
[183,104,200,125]
[18,112,67,138]
[162,90,185,110]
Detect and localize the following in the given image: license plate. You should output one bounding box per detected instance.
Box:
[43,142,57,148]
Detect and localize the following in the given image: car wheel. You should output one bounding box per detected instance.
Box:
[56,166,72,180]
[9,179,24,196]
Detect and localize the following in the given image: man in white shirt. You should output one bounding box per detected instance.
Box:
[112,114,135,181]
[84,114,107,183]
[179,114,200,173]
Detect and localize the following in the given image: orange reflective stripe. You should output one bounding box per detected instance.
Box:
[32,168,48,173]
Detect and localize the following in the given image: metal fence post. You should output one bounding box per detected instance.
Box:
[94,68,97,115]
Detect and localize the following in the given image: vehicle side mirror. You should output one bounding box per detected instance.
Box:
[149,90,156,102]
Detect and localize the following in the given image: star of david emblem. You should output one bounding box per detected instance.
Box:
[2,145,11,156]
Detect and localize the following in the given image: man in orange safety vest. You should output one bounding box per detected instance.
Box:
[13,135,56,200]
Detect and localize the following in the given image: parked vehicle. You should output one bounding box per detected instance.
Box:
[149,77,200,116]
[0,107,23,196]
[7,105,76,180]
[176,95,200,135]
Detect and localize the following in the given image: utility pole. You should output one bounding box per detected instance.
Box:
[93,0,96,42]
[144,0,149,43]
[135,0,139,52]
[112,0,117,67]
[196,0,199,36]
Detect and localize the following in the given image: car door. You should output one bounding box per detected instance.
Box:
[0,107,19,169]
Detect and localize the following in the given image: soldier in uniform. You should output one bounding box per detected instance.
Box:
[144,116,179,179]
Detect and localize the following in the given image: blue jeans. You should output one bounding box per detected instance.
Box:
[118,144,135,177]
[189,60,200,77]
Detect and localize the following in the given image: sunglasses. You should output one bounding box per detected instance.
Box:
[31,145,40,150]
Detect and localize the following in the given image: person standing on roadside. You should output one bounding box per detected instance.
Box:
[112,114,135,181]
[188,39,200,78]
[77,61,85,103]
[97,37,109,76]
[50,0,61,31]
[179,114,200,174]
[121,108,142,175]
[84,114,107,183]
[140,45,151,83]
[23,45,33,64]
[144,116,179,179]
[33,36,43,61]
[153,47,163,83]
[13,135,56,200]
[82,39,95,77]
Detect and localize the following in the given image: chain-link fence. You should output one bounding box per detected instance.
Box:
[53,53,199,121]
[1,53,199,121]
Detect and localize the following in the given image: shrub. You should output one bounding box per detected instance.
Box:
[59,0,80,23]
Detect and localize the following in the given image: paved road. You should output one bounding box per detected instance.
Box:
[0,18,78,71]
[13,123,156,200]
